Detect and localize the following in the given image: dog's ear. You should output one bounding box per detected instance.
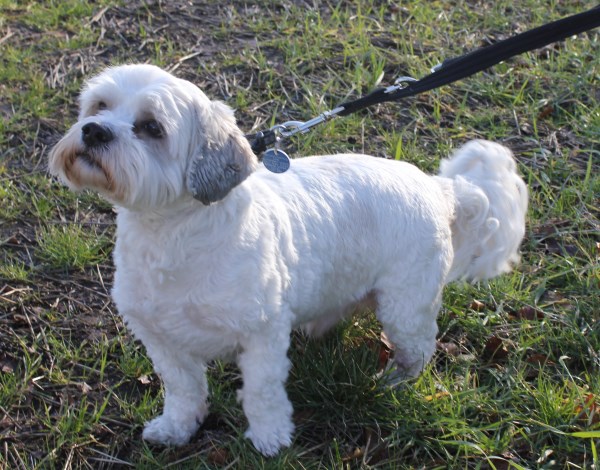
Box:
[187,100,257,205]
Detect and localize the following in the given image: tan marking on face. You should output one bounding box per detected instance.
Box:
[50,133,126,202]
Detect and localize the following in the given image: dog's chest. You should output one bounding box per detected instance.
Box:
[110,213,278,358]
[113,232,218,314]
[113,240,241,358]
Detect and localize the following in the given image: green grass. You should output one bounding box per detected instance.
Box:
[36,223,110,271]
[1,0,599,468]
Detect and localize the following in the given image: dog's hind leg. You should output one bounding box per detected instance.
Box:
[375,286,442,379]
[373,246,448,379]
[237,321,294,456]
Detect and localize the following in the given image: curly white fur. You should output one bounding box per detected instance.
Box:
[49,64,528,456]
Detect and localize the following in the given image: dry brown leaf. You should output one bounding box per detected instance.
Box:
[574,393,600,424]
[5,234,19,245]
[377,348,392,372]
[537,104,554,120]
[515,306,545,321]
[469,300,486,311]
[377,331,395,371]
[483,336,510,361]
[342,447,364,462]
[526,353,554,366]
[436,341,460,356]
[207,447,229,466]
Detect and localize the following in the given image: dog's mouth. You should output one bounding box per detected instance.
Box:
[67,150,117,196]
[75,151,102,170]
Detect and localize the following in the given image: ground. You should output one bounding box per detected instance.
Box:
[1,1,599,468]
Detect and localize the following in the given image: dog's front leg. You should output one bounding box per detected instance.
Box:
[237,328,294,456]
[141,345,209,446]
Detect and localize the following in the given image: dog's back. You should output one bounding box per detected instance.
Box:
[251,154,455,327]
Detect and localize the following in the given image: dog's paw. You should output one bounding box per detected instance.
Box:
[394,359,424,379]
[377,357,424,387]
[142,414,199,446]
[391,348,426,380]
[245,419,294,456]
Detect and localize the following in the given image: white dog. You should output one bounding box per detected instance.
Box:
[49,64,528,456]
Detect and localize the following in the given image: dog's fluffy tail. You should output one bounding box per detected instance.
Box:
[439,140,528,282]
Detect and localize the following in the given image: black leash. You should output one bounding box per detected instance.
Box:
[247,6,600,170]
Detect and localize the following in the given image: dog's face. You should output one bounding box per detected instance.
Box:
[49,64,257,209]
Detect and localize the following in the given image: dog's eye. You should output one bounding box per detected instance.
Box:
[142,119,163,138]
[97,101,107,110]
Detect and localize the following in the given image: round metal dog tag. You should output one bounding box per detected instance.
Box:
[262,148,291,173]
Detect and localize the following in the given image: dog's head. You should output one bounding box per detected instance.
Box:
[49,64,257,209]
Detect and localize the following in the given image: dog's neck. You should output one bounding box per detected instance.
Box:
[115,183,252,234]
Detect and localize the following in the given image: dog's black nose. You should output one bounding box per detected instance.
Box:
[82,122,113,147]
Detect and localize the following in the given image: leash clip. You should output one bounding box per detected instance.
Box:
[261,106,346,173]
[270,120,305,138]
[271,106,346,139]
[384,76,418,94]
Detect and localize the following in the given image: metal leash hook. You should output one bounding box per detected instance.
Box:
[384,76,418,94]
[275,106,346,138]
[261,107,346,173]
